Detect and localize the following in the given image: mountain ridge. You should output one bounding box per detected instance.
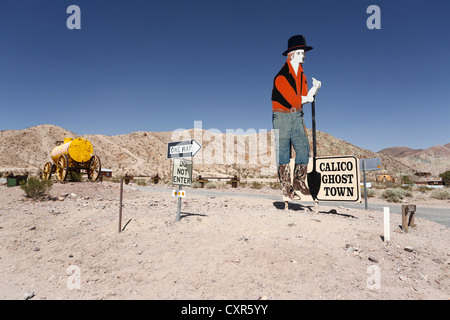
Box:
[1,124,447,178]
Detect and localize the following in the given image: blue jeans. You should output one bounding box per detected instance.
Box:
[273,111,310,165]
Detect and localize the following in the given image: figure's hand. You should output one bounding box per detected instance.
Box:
[312,77,321,89]
[302,95,314,104]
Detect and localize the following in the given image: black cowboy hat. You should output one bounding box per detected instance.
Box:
[282,35,313,56]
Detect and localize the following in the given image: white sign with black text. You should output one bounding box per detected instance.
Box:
[171,158,193,187]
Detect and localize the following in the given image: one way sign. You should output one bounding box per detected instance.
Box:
[167,139,202,159]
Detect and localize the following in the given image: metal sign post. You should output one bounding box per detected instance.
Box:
[359,158,381,210]
[363,160,368,210]
[176,185,182,222]
[171,158,193,221]
[168,140,201,222]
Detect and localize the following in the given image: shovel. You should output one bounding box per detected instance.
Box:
[307,96,321,200]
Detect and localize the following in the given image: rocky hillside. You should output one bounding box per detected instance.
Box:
[379,144,450,176]
[0,124,427,179]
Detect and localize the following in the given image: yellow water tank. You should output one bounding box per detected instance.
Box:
[51,137,94,163]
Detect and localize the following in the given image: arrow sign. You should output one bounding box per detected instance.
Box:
[167,139,202,158]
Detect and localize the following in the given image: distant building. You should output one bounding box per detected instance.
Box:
[414,172,432,178]
[415,177,444,188]
[100,169,113,178]
[377,174,395,183]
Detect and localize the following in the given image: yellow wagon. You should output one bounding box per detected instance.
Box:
[42,137,101,182]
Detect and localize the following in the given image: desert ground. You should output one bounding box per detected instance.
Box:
[0,180,448,300]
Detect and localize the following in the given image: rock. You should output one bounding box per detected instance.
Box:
[24,291,35,300]
[399,274,408,281]
[432,258,443,264]
[368,256,378,263]
[404,246,414,252]
[33,247,40,252]
[70,193,77,198]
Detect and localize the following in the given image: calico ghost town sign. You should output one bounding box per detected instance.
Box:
[314,156,360,202]
[286,155,360,202]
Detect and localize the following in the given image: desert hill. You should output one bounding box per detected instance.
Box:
[378,144,450,176]
[378,146,423,158]
[0,124,436,179]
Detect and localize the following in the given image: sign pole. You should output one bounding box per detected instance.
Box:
[363,160,368,210]
[168,140,201,222]
[176,185,182,222]
[119,177,123,233]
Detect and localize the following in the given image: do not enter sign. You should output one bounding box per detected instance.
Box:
[172,159,193,186]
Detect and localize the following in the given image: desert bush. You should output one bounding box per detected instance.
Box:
[20,177,53,199]
[416,185,432,193]
[69,171,83,182]
[249,181,263,189]
[205,182,217,189]
[430,189,450,200]
[269,182,280,190]
[439,170,450,186]
[381,188,411,203]
[136,179,147,186]
[191,182,202,188]
[361,188,377,198]
[401,175,414,185]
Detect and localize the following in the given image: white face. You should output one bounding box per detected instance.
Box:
[290,49,305,64]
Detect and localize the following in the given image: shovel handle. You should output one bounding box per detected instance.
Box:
[311,96,317,161]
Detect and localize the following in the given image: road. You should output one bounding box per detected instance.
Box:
[129,185,450,228]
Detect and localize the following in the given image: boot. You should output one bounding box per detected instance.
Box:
[278,164,300,200]
[293,164,311,195]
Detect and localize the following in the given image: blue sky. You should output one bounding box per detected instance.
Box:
[0,0,449,152]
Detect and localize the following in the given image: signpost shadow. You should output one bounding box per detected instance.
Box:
[320,209,357,219]
[273,201,314,211]
[179,212,208,220]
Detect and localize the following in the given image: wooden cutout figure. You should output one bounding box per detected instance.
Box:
[272,35,321,202]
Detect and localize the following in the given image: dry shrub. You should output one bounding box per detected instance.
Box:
[381,188,411,203]
[430,189,450,200]
[205,182,217,189]
[20,177,53,200]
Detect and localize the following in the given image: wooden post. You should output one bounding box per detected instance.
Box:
[401,204,416,233]
[119,178,123,233]
[384,207,390,244]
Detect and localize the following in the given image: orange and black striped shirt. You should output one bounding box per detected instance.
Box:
[272,60,308,112]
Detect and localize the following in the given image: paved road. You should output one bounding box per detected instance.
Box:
[130,185,450,227]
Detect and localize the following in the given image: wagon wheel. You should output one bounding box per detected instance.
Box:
[56,155,68,181]
[42,162,53,180]
[88,155,101,181]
